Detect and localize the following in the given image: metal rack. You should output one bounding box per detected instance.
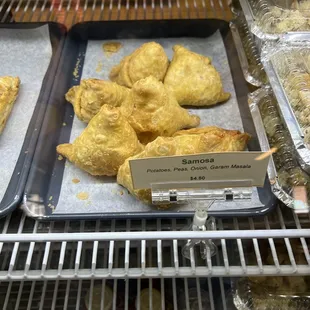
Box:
[0,0,233,26]
[0,206,310,280]
[0,277,233,309]
[1,0,310,309]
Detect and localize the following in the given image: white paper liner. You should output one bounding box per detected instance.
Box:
[0,25,52,202]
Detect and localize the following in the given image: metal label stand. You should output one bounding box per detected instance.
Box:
[151,179,253,205]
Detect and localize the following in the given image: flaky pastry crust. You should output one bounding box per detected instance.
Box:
[109,42,169,88]
[57,105,143,176]
[120,76,200,144]
[117,127,250,205]
[0,76,20,134]
[65,79,129,123]
[164,45,230,106]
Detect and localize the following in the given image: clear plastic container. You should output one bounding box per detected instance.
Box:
[233,277,310,310]
[261,38,310,174]
[232,240,310,309]
[241,0,310,38]
[249,87,310,210]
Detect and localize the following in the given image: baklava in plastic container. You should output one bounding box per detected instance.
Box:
[230,12,267,86]
[232,240,310,309]
[261,36,310,174]
[249,87,310,211]
[240,0,310,39]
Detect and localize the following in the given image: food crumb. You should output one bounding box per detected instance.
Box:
[62,122,66,126]
[58,155,63,161]
[77,192,89,200]
[72,178,80,184]
[49,196,53,201]
[119,190,124,196]
[48,203,51,207]
[25,150,28,154]
[103,42,122,57]
[73,58,81,79]
[96,61,103,73]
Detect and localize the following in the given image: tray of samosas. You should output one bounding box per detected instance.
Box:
[22,20,276,220]
[0,23,65,218]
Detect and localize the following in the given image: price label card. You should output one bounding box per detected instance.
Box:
[129,152,270,190]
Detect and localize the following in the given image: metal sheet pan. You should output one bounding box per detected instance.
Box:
[23,20,276,220]
[0,23,65,218]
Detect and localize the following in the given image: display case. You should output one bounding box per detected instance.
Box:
[1,1,310,309]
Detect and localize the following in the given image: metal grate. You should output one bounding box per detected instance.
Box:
[0,206,309,280]
[0,277,234,309]
[0,0,232,27]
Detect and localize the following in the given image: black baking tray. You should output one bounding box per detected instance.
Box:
[23,20,276,220]
[0,23,66,218]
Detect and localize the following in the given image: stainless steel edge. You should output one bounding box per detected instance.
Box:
[261,44,310,174]
[248,88,295,210]
[238,0,254,26]
[230,21,262,87]
[282,32,310,42]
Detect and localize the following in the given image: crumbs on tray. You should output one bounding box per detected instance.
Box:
[96,61,103,73]
[102,42,123,57]
[77,191,89,200]
[72,178,80,184]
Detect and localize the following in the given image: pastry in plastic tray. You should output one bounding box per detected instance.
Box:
[120,76,200,144]
[245,0,310,37]
[233,240,310,309]
[0,76,20,134]
[57,105,144,176]
[109,41,169,88]
[258,91,310,197]
[117,127,250,205]
[271,47,310,144]
[65,79,129,123]
[164,45,230,106]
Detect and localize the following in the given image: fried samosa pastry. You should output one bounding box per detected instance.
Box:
[117,127,250,204]
[65,79,129,123]
[57,105,143,176]
[173,126,250,152]
[120,76,200,144]
[0,76,20,134]
[164,45,230,106]
[109,42,169,88]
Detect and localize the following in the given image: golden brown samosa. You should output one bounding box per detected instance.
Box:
[109,42,169,88]
[164,45,230,106]
[120,76,200,144]
[0,76,20,134]
[65,79,129,123]
[117,127,250,204]
[57,105,143,176]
